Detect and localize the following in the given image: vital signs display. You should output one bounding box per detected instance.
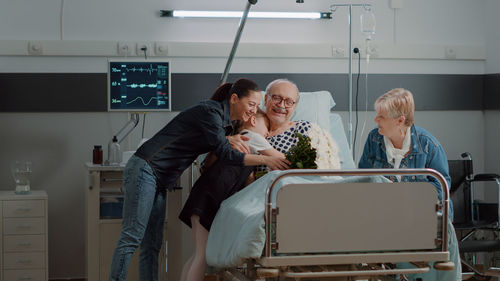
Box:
[108,59,171,111]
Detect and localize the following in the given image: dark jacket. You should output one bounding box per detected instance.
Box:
[135,99,245,191]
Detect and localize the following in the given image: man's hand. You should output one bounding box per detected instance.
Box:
[226,134,251,154]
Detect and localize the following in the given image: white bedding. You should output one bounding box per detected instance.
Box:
[205,170,390,268]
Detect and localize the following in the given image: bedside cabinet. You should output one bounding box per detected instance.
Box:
[0,191,48,281]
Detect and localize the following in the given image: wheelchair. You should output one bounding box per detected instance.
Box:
[449,152,500,280]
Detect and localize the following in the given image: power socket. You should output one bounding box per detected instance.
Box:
[28,41,43,55]
[117,42,133,56]
[154,42,168,56]
[332,46,346,58]
[136,42,152,57]
[390,0,403,9]
[366,44,379,58]
[445,46,456,59]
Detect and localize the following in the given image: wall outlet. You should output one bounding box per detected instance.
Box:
[117,42,133,56]
[367,44,379,58]
[136,42,152,57]
[445,46,456,59]
[28,41,43,55]
[154,42,168,56]
[332,47,345,58]
[389,0,403,9]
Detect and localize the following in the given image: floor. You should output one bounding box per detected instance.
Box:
[50,276,218,281]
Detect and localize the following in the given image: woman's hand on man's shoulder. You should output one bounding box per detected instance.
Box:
[226,134,251,154]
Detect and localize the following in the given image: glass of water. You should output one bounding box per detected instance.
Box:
[11,161,32,194]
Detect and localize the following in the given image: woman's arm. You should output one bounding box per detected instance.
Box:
[426,142,452,190]
[258,147,285,158]
[197,104,245,165]
[226,134,250,154]
[358,131,375,168]
[243,154,289,170]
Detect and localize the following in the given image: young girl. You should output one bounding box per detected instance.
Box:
[178,108,284,281]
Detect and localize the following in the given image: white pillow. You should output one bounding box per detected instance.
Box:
[261,90,336,131]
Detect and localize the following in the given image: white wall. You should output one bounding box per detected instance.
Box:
[0,0,491,279]
[485,0,500,74]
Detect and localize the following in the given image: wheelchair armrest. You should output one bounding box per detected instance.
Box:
[472,173,500,182]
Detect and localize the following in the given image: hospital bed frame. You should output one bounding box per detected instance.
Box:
[217,168,454,281]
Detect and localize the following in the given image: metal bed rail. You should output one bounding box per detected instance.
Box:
[263,168,451,260]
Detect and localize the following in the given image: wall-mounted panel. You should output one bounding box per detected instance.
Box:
[484,74,500,110]
[0,73,486,112]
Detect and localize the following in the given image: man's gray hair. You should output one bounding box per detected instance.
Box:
[265,78,300,102]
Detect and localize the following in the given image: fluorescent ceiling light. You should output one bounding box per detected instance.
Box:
[161,10,331,20]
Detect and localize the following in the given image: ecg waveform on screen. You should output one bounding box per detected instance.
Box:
[126,83,158,89]
[109,61,170,110]
[111,64,168,78]
[126,96,159,106]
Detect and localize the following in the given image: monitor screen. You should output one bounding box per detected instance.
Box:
[108,59,171,111]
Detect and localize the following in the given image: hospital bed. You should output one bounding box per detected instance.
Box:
[204,92,454,280]
[206,168,453,280]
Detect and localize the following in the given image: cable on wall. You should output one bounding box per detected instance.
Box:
[60,0,65,40]
[393,9,397,44]
[352,47,361,161]
[358,38,373,160]
[358,58,371,158]
[142,113,146,139]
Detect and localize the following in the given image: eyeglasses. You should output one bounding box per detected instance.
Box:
[269,94,296,108]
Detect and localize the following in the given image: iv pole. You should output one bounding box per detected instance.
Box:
[330,3,371,153]
[220,0,258,84]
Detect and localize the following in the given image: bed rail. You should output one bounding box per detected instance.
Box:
[263,168,451,263]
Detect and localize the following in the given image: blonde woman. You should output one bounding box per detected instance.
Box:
[358,88,461,281]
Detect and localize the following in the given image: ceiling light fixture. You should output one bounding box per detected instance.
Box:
[160,10,331,20]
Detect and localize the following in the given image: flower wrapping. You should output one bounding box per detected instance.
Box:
[286,123,341,170]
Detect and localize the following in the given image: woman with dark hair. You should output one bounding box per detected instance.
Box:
[108,78,289,281]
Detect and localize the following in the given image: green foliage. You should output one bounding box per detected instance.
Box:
[285,133,317,169]
[254,170,268,179]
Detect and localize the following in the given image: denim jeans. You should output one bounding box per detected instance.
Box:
[109,155,166,281]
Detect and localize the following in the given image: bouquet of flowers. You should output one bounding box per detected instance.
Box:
[286,123,341,170]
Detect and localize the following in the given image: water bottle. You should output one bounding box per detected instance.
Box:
[108,136,121,165]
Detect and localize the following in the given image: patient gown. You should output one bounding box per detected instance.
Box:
[179,158,254,231]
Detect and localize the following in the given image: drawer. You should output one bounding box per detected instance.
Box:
[100,171,124,189]
[3,200,45,218]
[3,252,46,269]
[3,218,45,235]
[4,235,46,252]
[4,269,45,281]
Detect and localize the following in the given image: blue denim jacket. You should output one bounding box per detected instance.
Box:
[358,125,453,216]
[135,99,245,191]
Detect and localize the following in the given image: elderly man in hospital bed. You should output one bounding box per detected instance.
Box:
[204,82,456,280]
